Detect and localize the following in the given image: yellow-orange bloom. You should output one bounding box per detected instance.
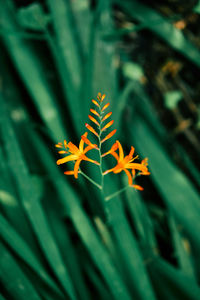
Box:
[103,141,150,188]
[57,132,99,179]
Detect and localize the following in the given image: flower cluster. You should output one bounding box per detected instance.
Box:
[55,132,99,179]
[55,93,150,190]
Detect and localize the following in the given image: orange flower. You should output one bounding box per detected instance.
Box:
[57,132,99,179]
[103,141,150,189]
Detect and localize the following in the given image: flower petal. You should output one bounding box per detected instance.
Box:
[57,155,77,165]
[74,159,82,178]
[68,142,79,154]
[124,169,133,185]
[116,140,124,161]
[111,152,119,160]
[101,142,118,157]
[113,166,123,174]
[129,146,135,158]
[140,171,151,176]
[126,163,148,172]
[132,169,136,177]
[83,145,95,154]
[64,170,79,175]
[79,132,88,151]
[81,135,98,149]
[58,150,68,154]
[132,184,144,191]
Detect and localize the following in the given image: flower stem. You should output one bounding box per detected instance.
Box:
[80,170,102,190]
[105,185,130,201]
[98,100,105,192]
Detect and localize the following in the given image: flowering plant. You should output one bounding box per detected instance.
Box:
[56,93,150,200]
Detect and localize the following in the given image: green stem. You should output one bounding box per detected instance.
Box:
[98,100,105,193]
[80,170,102,190]
[105,185,130,201]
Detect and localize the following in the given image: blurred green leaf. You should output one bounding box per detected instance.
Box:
[124,180,158,254]
[148,258,200,300]
[193,1,200,13]
[129,80,200,187]
[0,214,64,299]
[118,0,200,68]
[123,62,145,82]
[106,196,156,300]
[169,213,196,281]
[46,0,83,136]
[164,90,182,109]
[129,113,200,248]
[0,94,76,299]
[0,0,66,141]
[17,3,50,30]
[0,241,41,300]
[0,147,42,257]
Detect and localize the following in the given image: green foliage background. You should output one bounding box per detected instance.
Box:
[0,0,200,299]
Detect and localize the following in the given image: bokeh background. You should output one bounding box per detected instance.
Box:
[0,0,200,299]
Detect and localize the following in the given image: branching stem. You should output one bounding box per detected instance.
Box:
[80,170,102,190]
[105,185,130,201]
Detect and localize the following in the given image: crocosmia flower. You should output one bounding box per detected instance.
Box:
[103,140,150,190]
[55,93,150,197]
[56,132,99,179]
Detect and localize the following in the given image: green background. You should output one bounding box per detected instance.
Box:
[0,0,200,299]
